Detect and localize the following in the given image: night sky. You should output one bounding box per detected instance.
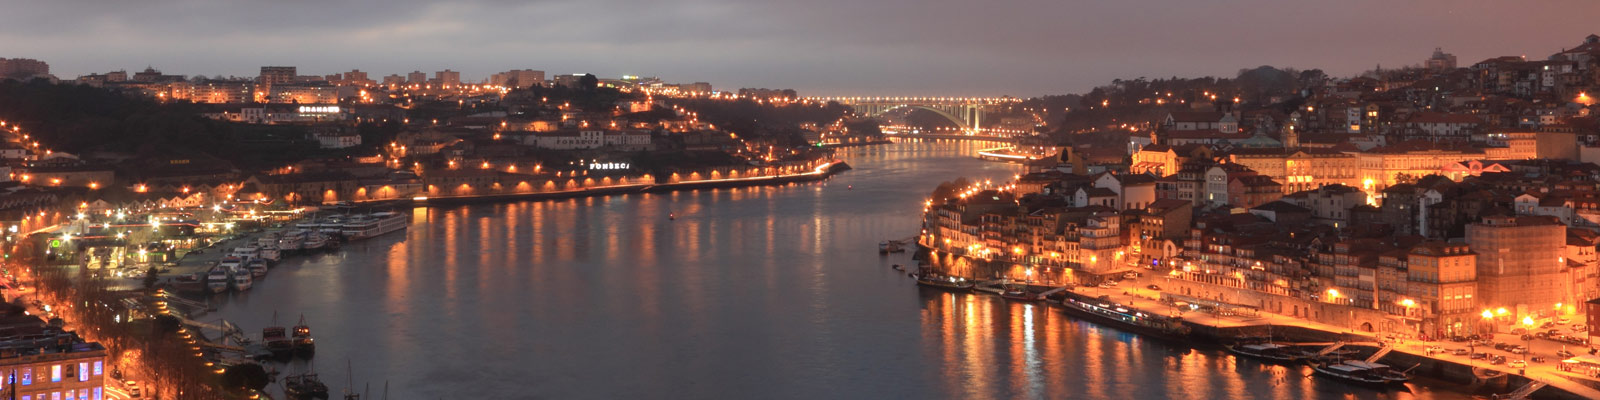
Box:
[5,0,1598,96]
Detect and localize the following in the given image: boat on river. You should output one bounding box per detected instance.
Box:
[303,232,329,251]
[206,267,230,294]
[1311,359,1409,386]
[278,231,306,252]
[293,315,316,358]
[248,259,269,278]
[1055,290,1190,340]
[914,273,974,292]
[231,266,253,291]
[1226,342,1305,363]
[259,245,282,262]
[341,212,407,240]
[284,373,330,400]
[263,326,293,359]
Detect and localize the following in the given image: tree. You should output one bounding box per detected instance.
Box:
[142,266,160,290]
[578,74,599,91]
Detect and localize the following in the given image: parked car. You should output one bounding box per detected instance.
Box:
[1511,327,1527,335]
[1490,355,1507,365]
[1532,356,1547,363]
[1453,348,1469,356]
[1522,334,1534,341]
[1510,346,1529,354]
[1493,342,1509,350]
[1559,350,1577,358]
[1510,359,1526,368]
[1146,284,1161,291]
[1558,317,1571,325]
[127,381,141,398]
[1470,352,1489,360]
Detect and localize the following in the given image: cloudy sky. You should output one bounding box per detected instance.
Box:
[4,0,1597,97]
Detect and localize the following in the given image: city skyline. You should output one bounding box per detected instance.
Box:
[4,0,1599,96]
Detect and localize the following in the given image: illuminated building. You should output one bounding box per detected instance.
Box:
[1466,215,1567,319]
[0,303,107,400]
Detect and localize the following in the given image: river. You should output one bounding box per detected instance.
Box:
[207,140,1473,399]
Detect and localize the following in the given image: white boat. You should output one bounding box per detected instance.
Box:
[303,232,328,250]
[296,218,346,237]
[206,267,230,294]
[259,245,282,262]
[248,259,268,278]
[257,232,281,248]
[340,212,408,240]
[219,256,246,270]
[278,231,306,251]
[231,266,253,291]
[231,246,260,259]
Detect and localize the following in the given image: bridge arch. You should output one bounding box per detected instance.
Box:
[873,104,971,129]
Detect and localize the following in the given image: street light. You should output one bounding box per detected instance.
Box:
[1521,316,1535,363]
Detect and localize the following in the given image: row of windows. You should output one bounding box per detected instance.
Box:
[17,387,99,400]
[3,361,101,388]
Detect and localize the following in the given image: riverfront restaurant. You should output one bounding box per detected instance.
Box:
[1562,354,1600,378]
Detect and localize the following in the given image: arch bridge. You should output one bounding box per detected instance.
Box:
[809,96,1017,131]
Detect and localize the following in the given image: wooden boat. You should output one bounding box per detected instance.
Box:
[284,373,330,400]
[1226,342,1304,363]
[293,315,316,358]
[915,274,974,292]
[1311,359,1409,386]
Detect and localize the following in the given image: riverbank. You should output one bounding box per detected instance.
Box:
[398,160,851,207]
[821,140,892,148]
[1035,281,1599,399]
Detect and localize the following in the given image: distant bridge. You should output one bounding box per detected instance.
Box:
[809,96,1018,131]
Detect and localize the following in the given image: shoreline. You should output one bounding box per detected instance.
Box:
[382,161,853,207]
[941,279,1598,399]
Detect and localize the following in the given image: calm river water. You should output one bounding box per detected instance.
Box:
[208,141,1472,399]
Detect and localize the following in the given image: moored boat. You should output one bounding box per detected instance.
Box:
[292,315,316,358]
[278,231,306,252]
[206,267,230,294]
[915,273,975,292]
[303,232,329,251]
[340,211,408,240]
[284,373,330,400]
[1056,290,1191,340]
[259,245,282,262]
[1311,359,1409,386]
[1226,342,1304,363]
[248,259,268,278]
[1000,288,1044,302]
[231,266,253,291]
[263,326,293,359]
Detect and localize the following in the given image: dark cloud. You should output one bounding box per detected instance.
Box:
[4,0,1598,96]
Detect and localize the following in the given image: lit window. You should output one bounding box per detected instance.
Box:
[78,363,87,382]
[21,368,30,385]
[92,362,101,376]
[50,365,59,382]
[92,388,101,400]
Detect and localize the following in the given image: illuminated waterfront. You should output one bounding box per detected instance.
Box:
[204,141,1468,399]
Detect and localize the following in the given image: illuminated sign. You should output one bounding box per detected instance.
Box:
[588,162,630,170]
[298,105,341,114]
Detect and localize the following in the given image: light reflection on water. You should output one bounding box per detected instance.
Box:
[206,141,1471,399]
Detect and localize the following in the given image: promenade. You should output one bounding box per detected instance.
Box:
[1064,274,1600,399]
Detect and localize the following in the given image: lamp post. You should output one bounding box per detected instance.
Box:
[1522,316,1535,364]
[1401,299,1417,340]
